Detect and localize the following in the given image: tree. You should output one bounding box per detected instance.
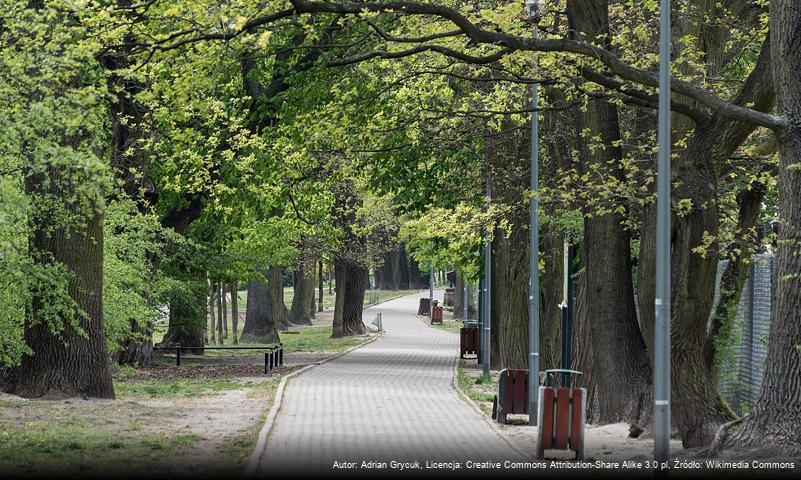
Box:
[241,272,282,344]
[0,2,115,398]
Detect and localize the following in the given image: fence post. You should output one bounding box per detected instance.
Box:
[176,345,181,367]
[264,352,268,374]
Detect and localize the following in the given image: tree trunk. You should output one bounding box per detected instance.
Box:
[398,247,411,289]
[221,282,228,340]
[114,321,153,367]
[541,223,564,372]
[2,166,114,399]
[241,273,281,344]
[715,4,801,455]
[310,288,316,319]
[208,280,216,344]
[573,273,598,422]
[332,258,368,338]
[216,281,224,345]
[268,267,290,330]
[318,260,325,312]
[230,281,239,345]
[159,276,207,353]
[453,274,465,320]
[288,260,315,326]
[491,222,529,370]
[407,256,427,289]
[567,0,652,426]
[705,177,767,375]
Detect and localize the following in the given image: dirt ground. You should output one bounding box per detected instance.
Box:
[458,361,800,476]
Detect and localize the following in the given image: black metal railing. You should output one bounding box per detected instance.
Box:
[153,344,284,373]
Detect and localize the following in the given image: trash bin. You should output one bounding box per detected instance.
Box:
[536,369,585,460]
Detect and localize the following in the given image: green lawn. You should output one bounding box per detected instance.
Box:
[155,288,420,345]
[0,376,281,477]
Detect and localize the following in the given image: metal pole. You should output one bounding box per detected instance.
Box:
[654,0,672,466]
[463,279,468,322]
[483,183,492,376]
[528,12,541,426]
[561,242,575,388]
[478,268,484,363]
[429,267,434,317]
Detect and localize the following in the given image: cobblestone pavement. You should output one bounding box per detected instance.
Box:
[256,292,527,476]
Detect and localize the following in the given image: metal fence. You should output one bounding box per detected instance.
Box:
[713,254,775,414]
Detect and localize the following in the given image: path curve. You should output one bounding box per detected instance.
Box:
[255,292,526,476]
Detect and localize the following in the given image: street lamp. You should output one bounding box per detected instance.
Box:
[654,0,672,466]
[524,0,542,22]
[526,0,542,427]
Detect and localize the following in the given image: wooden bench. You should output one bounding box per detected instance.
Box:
[491,369,529,424]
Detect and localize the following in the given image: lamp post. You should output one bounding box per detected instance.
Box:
[525,0,542,427]
[482,181,492,376]
[429,267,434,318]
[654,0,672,466]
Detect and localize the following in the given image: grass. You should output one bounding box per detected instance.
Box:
[0,408,199,476]
[456,365,498,414]
[193,325,371,358]
[114,377,245,399]
[429,319,463,333]
[154,288,421,345]
[0,375,282,477]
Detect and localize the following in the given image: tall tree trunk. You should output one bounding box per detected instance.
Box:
[216,281,224,345]
[318,260,325,312]
[453,274,465,320]
[221,282,228,340]
[573,273,598,422]
[310,287,316,319]
[332,258,368,337]
[540,223,564,372]
[705,177,768,375]
[288,259,315,326]
[159,276,207,353]
[2,166,114,399]
[268,267,290,330]
[407,256,427,289]
[241,273,281,344]
[208,280,216,344]
[491,222,529,370]
[230,281,239,345]
[568,0,652,426]
[716,3,801,455]
[398,247,411,289]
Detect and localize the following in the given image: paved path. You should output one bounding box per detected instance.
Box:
[256,292,526,476]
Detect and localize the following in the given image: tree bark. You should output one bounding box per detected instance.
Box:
[332,258,368,337]
[208,280,216,344]
[216,281,224,345]
[453,274,465,320]
[159,276,207,353]
[567,0,652,426]
[288,259,315,326]
[2,166,115,399]
[318,260,325,312]
[705,177,768,374]
[230,281,239,345]
[241,273,282,344]
[268,267,290,330]
[715,2,801,455]
[491,221,529,370]
[221,282,228,340]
